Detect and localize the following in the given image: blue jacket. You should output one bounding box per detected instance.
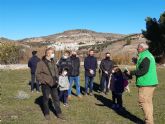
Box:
[28,55,40,74]
[84,55,97,77]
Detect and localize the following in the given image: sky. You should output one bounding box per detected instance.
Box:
[0,0,165,40]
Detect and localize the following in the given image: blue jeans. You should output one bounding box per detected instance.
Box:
[31,74,40,91]
[85,76,94,93]
[68,76,81,96]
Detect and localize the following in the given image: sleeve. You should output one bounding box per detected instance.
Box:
[78,58,80,68]
[28,59,31,68]
[36,62,45,84]
[54,65,59,80]
[95,58,98,69]
[131,57,150,77]
[84,58,89,70]
[100,60,105,71]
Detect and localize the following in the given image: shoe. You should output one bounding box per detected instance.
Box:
[44,114,50,120]
[31,90,34,93]
[77,95,82,99]
[84,93,88,96]
[64,103,69,107]
[89,92,93,96]
[57,114,66,121]
[100,92,104,96]
[36,91,40,93]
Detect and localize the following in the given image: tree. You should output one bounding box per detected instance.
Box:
[142,12,165,63]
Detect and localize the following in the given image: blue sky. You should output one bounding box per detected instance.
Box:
[0,0,165,40]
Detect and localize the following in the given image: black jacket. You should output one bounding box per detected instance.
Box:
[57,57,72,76]
[70,56,80,76]
[28,55,40,74]
[100,58,114,75]
[131,57,150,77]
[84,56,97,77]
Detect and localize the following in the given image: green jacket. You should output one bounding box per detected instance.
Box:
[136,50,158,86]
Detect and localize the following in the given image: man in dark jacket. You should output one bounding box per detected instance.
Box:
[57,51,72,76]
[36,47,65,120]
[68,51,81,99]
[100,52,114,94]
[28,51,40,92]
[84,50,97,96]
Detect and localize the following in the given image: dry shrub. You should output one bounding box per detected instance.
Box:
[112,53,132,65]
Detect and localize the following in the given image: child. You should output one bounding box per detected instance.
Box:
[58,68,70,107]
[110,66,125,109]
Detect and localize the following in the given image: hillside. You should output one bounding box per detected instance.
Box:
[0,29,146,64]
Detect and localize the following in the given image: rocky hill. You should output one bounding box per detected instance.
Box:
[0,29,146,64]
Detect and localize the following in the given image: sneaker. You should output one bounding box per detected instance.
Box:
[57,114,66,121]
[77,95,82,99]
[84,93,88,96]
[64,103,69,107]
[31,90,34,93]
[44,114,50,120]
[89,92,93,96]
[100,92,105,96]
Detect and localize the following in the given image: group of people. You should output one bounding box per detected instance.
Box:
[28,43,158,124]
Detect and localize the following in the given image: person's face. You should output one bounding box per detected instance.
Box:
[137,46,143,53]
[72,51,77,56]
[106,54,110,58]
[89,51,94,56]
[46,50,54,58]
[63,52,70,59]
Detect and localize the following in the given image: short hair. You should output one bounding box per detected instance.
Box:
[32,51,37,55]
[105,52,110,55]
[138,43,149,50]
[64,50,70,55]
[89,49,94,52]
[45,47,54,55]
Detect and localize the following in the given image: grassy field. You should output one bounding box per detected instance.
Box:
[0,68,165,124]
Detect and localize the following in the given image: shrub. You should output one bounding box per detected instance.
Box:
[0,43,21,64]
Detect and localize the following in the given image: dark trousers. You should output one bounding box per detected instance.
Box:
[59,90,68,104]
[100,74,110,92]
[31,73,40,91]
[85,76,94,93]
[41,84,62,116]
[112,91,123,107]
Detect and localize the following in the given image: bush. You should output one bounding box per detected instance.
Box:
[0,43,21,64]
[112,53,132,65]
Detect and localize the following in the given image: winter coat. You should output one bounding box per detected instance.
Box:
[110,73,124,93]
[57,57,72,76]
[58,75,70,91]
[70,56,80,76]
[36,58,59,87]
[28,55,40,74]
[84,55,97,77]
[100,58,114,75]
